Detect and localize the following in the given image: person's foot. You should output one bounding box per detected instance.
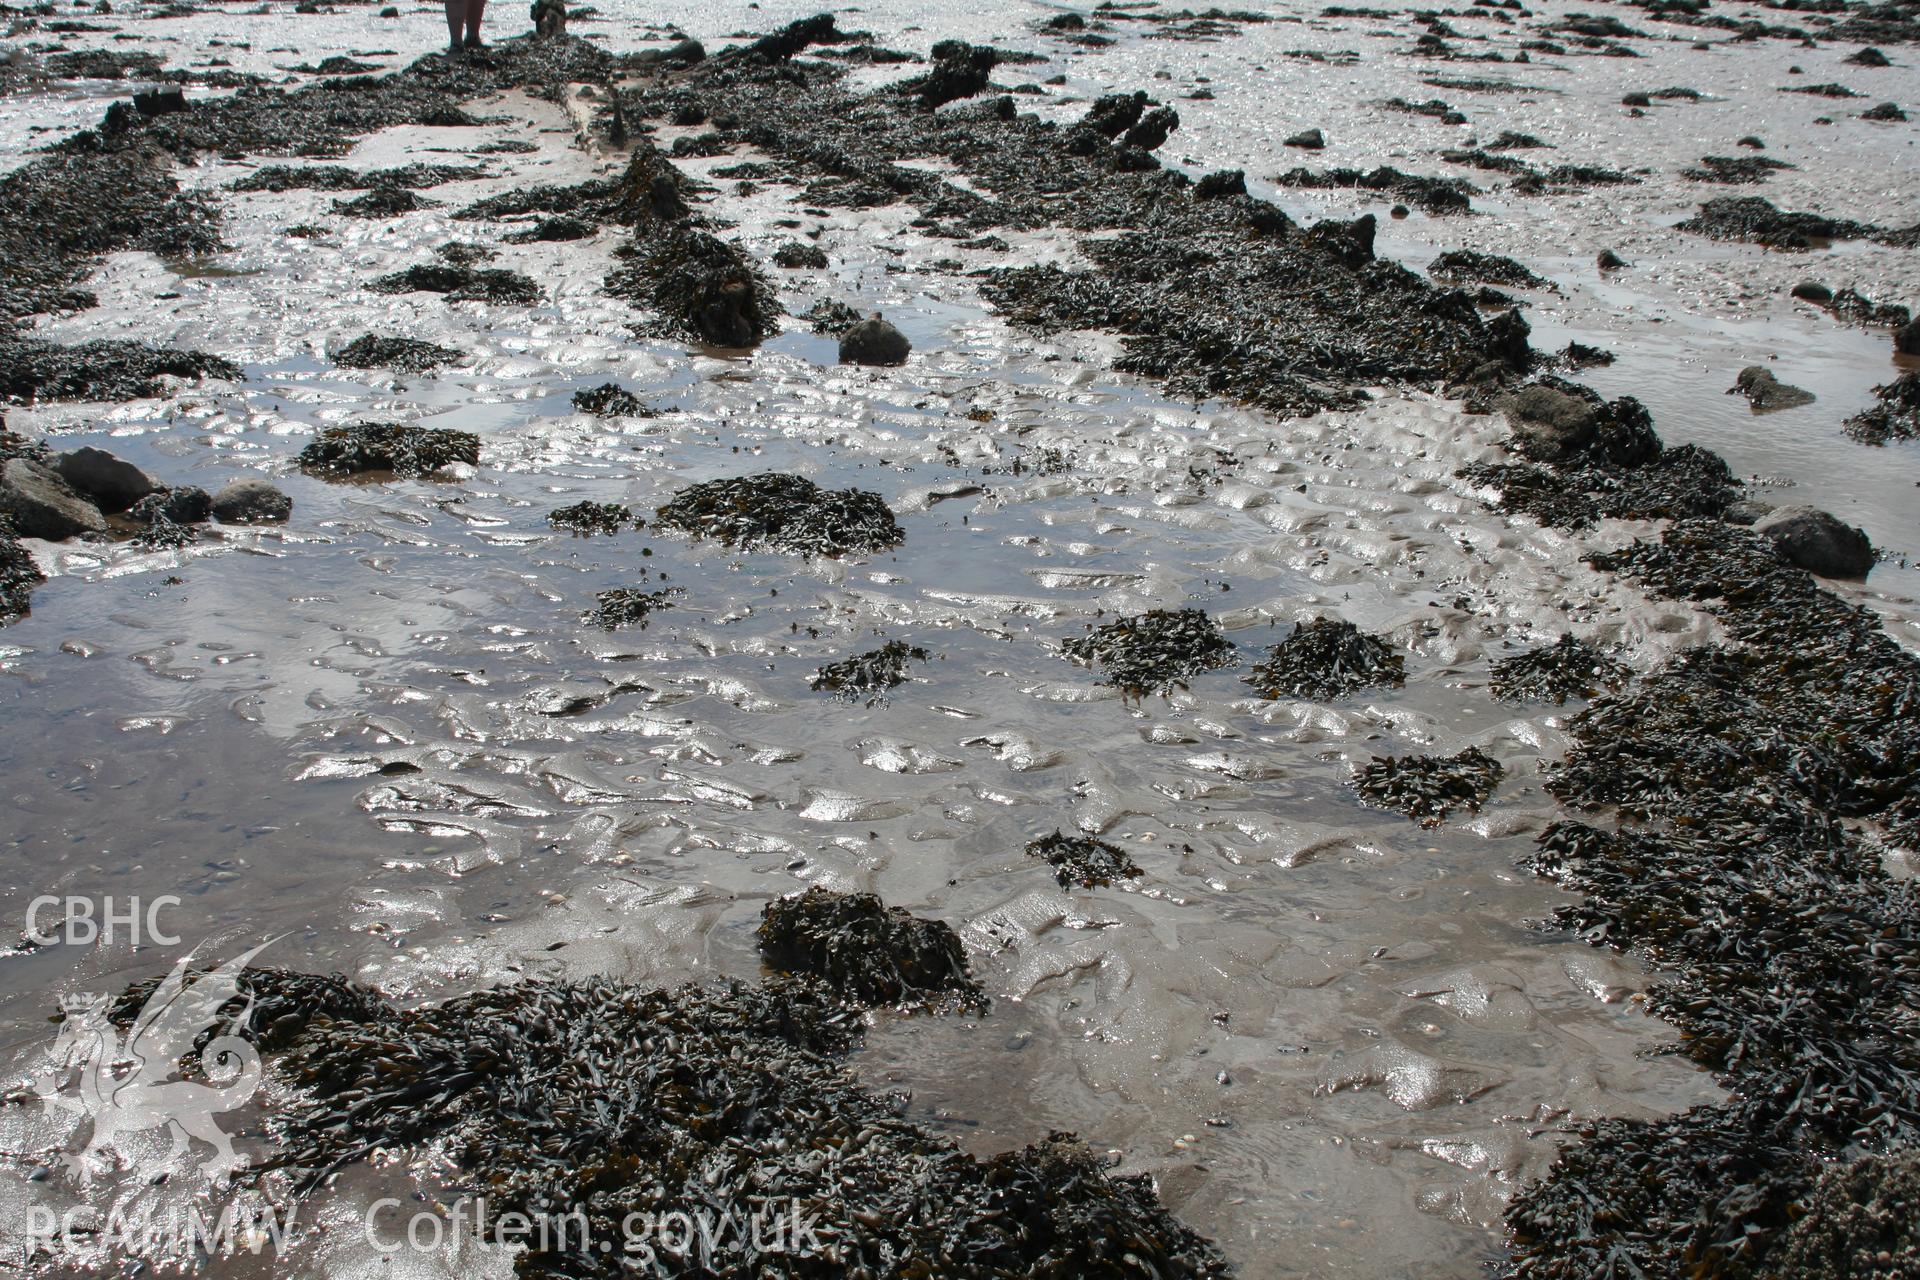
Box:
[463,33,484,49]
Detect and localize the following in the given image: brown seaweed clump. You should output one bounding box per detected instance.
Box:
[757,887,985,1012]
[298,422,480,478]
[571,383,651,417]
[809,639,929,703]
[654,472,903,557]
[1026,829,1143,889]
[369,262,541,305]
[547,501,633,535]
[335,334,463,373]
[99,965,1228,1279]
[1353,747,1502,826]
[1058,607,1236,696]
[583,586,679,629]
[1488,634,1630,704]
[1245,617,1403,701]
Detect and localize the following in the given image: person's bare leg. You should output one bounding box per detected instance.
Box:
[443,0,463,53]
[464,0,486,47]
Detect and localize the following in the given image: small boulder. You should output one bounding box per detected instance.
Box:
[1896,318,1920,356]
[1727,366,1815,411]
[1193,169,1246,199]
[211,479,292,524]
[838,314,911,367]
[1284,128,1326,150]
[1597,249,1629,270]
[54,446,157,512]
[1844,46,1891,68]
[0,457,107,540]
[1790,280,1833,304]
[1736,135,1766,149]
[1498,385,1599,462]
[1723,498,1775,526]
[1755,505,1873,578]
[130,486,212,525]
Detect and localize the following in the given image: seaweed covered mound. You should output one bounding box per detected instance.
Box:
[1027,829,1144,889]
[1845,370,1920,446]
[1354,747,1502,826]
[654,472,903,557]
[0,334,238,404]
[757,887,985,1011]
[571,382,650,417]
[547,500,632,535]
[370,262,541,305]
[1245,617,1403,700]
[1489,634,1629,704]
[335,334,463,372]
[1428,249,1552,289]
[1058,607,1236,696]
[810,639,929,703]
[107,965,1227,1279]
[1677,196,1882,249]
[298,422,480,477]
[1501,516,1920,1279]
[583,586,678,629]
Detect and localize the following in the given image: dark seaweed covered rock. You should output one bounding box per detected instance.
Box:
[504,214,596,243]
[1058,607,1237,696]
[331,186,435,217]
[547,501,631,534]
[1354,747,1502,826]
[129,485,212,526]
[1429,249,1551,289]
[570,382,650,416]
[1862,101,1908,122]
[1678,196,1880,249]
[370,263,540,305]
[1276,164,1474,215]
[1728,365,1815,411]
[336,334,462,372]
[1682,154,1795,184]
[0,335,237,404]
[757,887,984,1011]
[772,239,829,269]
[654,473,903,557]
[901,40,999,110]
[0,521,45,623]
[1845,371,1920,446]
[1284,128,1325,150]
[1245,617,1404,700]
[298,422,480,478]
[112,963,1228,1279]
[1489,634,1629,704]
[1844,46,1892,68]
[583,585,678,628]
[1194,169,1248,199]
[1754,505,1874,579]
[608,223,778,347]
[810,639,929,703]
[838,314,911,366]
[1461,441,1735,530]
[1027,829,1143,888]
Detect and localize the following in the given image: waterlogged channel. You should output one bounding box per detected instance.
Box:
[2,1,1917,1277]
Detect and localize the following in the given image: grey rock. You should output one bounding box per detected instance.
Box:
[1498,385,1598,462]
[838,315,911,367]
[1790,280,1833,304]
[1755,505,1874,578]
[1728,366,1815,411]
[55,446,157,512]
[0,457,107,540]
[1284,128,1325,150]
[1723,498,1776,526]
[211,479,292,524]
